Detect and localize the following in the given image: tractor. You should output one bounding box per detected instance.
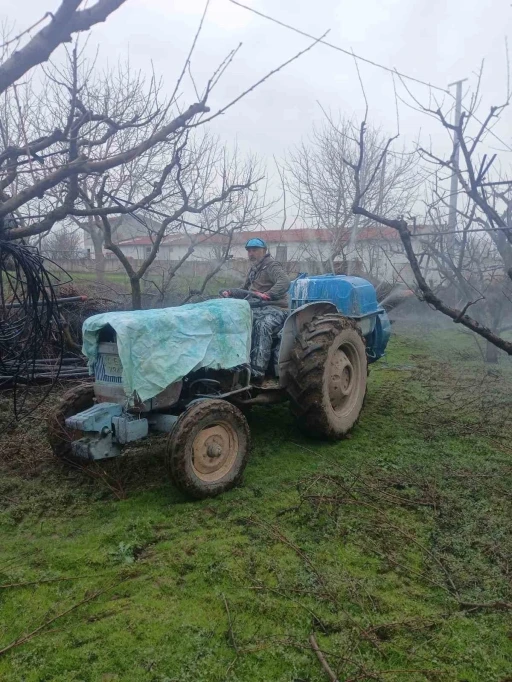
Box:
[47,274,390,498]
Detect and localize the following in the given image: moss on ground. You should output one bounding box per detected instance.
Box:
[0,324,510,682]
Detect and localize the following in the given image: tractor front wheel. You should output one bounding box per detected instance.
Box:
[47,383,95,462]
[167,399,250,499]
[287,315,367,439]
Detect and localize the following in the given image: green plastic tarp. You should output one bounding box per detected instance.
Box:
[82,299,252,402]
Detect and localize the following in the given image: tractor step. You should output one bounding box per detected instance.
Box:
[260,378,280,390]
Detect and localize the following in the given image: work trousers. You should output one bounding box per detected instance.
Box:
[250,306,288,377]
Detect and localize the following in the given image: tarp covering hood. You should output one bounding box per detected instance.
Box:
[82,299,252,402]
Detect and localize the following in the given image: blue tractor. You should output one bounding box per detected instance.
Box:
[47,274,390,499]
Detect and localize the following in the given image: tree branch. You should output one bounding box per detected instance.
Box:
[1,103,208,232]
[353,204,512,355]
[0,1,128,95]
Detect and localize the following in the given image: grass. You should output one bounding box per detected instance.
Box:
[49,270,237,292]
[67,272,131,284]
[0,324,510,682]
[48,271,241,308]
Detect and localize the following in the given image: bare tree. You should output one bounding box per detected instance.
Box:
[56,55,184,280]
[340,76,512,357]
[414,185,512,360]
[94,137,266,309]
[287,114,418,272]
[176,145,271,304]
[41,224,82,260]
[0,1,323,261]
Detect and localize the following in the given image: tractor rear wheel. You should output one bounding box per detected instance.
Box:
[47,382,95,462]
[287,315,367,439]
[167,399,250,499]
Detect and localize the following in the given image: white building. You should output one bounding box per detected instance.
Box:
[109,227,438,286]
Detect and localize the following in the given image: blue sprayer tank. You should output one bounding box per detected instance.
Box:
[289,274,391,362]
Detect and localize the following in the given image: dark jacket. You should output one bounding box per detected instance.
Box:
[243,254,290,309]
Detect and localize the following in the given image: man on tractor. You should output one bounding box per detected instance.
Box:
[221,238,290,379]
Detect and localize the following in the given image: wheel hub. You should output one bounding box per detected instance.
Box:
[329,347,355,410]
[192,423,238,482]
[206,441,223,458]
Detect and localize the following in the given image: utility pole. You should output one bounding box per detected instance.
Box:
[447,79,467,234]
[348,156,366,276]
[377,149,387,214]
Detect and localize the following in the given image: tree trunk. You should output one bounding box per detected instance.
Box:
[485,340,499,364]
[130,277,142,310]
[91,233,105,282]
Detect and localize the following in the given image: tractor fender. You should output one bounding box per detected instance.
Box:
[277,301,338,388]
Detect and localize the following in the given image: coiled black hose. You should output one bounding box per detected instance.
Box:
[0,240,64,421]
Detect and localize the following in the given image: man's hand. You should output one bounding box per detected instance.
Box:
[220,289,271,300]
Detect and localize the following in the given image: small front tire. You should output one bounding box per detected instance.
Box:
[167,399,250,499]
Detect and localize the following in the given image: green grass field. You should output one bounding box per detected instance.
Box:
[54,270,239,304]
[0,325,510,682]
[67,272,131,285]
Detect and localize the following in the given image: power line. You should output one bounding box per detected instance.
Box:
[414,226,511,238]
[229,0,448,93]
[230,0,512,153]
[468,112,512,153]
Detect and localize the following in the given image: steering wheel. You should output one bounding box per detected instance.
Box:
[218,288,271,308]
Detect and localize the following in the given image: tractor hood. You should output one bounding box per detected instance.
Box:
[82,299,252,402]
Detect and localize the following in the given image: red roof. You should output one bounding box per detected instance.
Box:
[117,226,401,248]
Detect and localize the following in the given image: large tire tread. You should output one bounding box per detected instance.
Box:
[287,315,367,440]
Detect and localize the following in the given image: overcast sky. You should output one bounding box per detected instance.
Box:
[3,0,512,205]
